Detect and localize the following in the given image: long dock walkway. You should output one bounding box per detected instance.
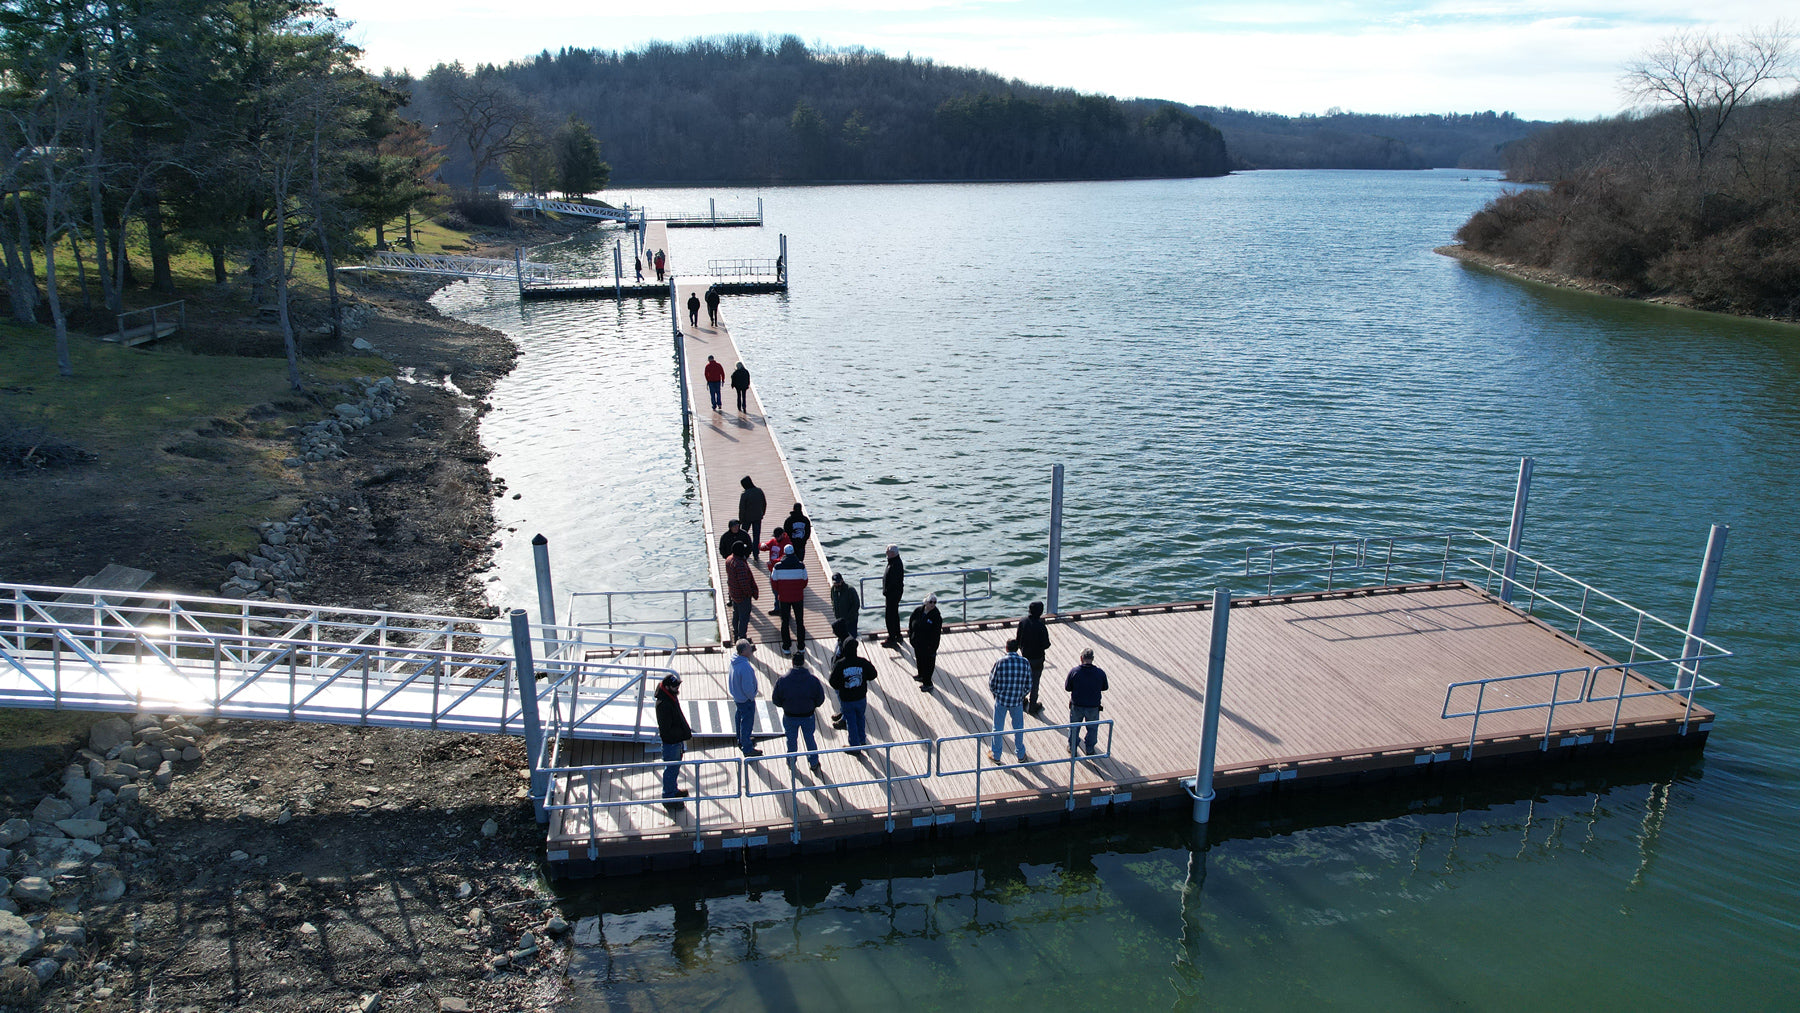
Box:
[657,222,836,650]
[546,581,1714,874]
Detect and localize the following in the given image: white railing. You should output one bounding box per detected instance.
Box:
[1442,655,1721,759]
[567,589,717,647]
[858,567,995,623]
[1243,532,1466,595]
[363,251,560,282]
[510,196,638,223]
[934,719,1114,820]
[745,739,934,843]
[703,258,781,280]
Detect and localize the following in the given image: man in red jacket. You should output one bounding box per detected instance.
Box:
[703,355,725,411]
[771,544,809,655]
[725,545,759,643]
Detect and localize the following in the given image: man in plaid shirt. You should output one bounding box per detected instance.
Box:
[988,639,1032,763]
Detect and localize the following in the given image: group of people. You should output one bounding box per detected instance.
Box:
[686,286,724,330]
[702,355,752,412]
[655,486,1111,802]
[634,248,668,283]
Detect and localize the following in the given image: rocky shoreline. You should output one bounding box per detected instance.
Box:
[0,240,594,1010]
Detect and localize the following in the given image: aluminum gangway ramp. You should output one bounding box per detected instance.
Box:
[0,582,676,742]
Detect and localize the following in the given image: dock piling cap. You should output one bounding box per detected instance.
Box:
[531,534,547,546]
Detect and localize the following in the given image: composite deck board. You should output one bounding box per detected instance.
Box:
[547,582,1712,863]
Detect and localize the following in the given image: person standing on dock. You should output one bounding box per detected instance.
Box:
[688,292,703,329]
[729,640,762,757]
[830,572,860,647]
[761,526,791,580]
[718,518,752,560]
[989,640,1032,764]
[725,545,759,643]
[1065,648,1108,756]
[771,660,825,773]
[908,593,944,692]
[739,476,767,544]
[730,362,751,414]
[654,674,692,805]
[654,250,666,281]
[1017,602,1052,716]
[881,545,905,648]
[705,285,721,327]
[785,503,812,561]
[772,544,809,655]
[829,640,878,756]
[703,354,725,411]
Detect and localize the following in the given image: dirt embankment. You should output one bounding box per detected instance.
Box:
[1434,244,1694,308]
[0,216,600,1011]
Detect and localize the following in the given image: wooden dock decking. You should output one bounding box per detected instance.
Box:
[546,581,1713,874]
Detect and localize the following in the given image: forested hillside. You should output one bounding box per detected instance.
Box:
[401,37,1231,185]
[1194,107,1540,169]
[1453,30,1799,319]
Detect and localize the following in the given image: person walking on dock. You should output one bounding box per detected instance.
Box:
[1017,601,1052,716]
[829,640,878,756]
[703,354,725,411]
[882,545,905,648]
[989,640,1032,764]
[772,544,810,655]
[718,518,752,560]
[908,593,944,692]
[772,659,825,773]
[739,476,767,544]
[725,545,759,643]
[688,292,703,329]
[654,674,692,805]
[729,640,763,756]
[705,285,721,327]
[634,255,643,282]
[1065,648,1108,757]
[784,503,812,561]
[731,361,751,413]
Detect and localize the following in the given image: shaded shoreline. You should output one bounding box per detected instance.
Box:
[1434,244,1800,325]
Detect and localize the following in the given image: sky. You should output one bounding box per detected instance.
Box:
[326,1,1791,121]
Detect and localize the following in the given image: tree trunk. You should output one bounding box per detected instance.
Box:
[374,219,387,250]
[3,195,38,324]
[310,124,343,347]
[70,232,92,313]
[145,193,174,294]
[273,171,303,392]
[44,222,71,377]
[210,242,227,285]
[403,208,415,250]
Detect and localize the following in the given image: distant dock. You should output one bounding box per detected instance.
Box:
[519,219,787,300]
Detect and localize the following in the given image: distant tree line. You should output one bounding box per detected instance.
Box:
[1,0,447,386]
[1192,107,1543,170]
[1456,27,1800,319]
[398,36,1231,185]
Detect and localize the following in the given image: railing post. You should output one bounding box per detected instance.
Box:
[1047,464,1065,615]
[515,248,525,298]
[532,534,559,666]
[710,197,716,222]
[1183,588,1231,824]
[1678,524,1728,691]
[614,243,622,301]
[670,277,690,424]
[509,609,549,822]
[1499,457,1533,603]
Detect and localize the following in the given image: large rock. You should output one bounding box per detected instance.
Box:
[0,820,27,848]
[31,797,73,824]
[9,877,52,904]
[0,910,42,964]
[88,864,125,903]
[26,958,56,985]
[572,916,601,947]
[88,717,132,754]
[53,820,107,840]
[61,778,92,809]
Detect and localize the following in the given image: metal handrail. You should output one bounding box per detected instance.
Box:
[1587,658,1720,741]
[744,739,934,843]
[703,258,780,279]
[934,719,1114,821]
[1441,667,1593,760]
[538,754,746,859]
[1461,532,1733,666]
[1243,532,1464,594]
[858,567,995,623]
[567,589,717,647]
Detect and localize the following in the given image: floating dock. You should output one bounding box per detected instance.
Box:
[519,220,787,300]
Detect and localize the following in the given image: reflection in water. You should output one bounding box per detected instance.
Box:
[564,755,1733,1010]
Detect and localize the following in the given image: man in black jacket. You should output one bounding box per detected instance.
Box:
[717,519,753,560]
[908,593,943,692]
[828,641,878,754]
[1017,601,1051,716]
[654,674,692,806]
[881,545,904,648]
[784,503,811,561]
[738,476,767,545]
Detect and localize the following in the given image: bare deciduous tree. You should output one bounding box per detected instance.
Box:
[1623,23,1797,178]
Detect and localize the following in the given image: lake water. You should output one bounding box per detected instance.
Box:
[432,172,1800,1009]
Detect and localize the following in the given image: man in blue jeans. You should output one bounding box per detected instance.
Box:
[988,639,1032,763]
[828,640,878,756]
[1065,647,1109,756]
[771,659,826,774]
[653,674,692,807]
[728,639,763,756]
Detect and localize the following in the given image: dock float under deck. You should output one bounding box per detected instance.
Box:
[544,580,1712,876]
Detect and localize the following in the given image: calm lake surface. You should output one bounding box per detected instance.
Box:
[432,172,1800,1010]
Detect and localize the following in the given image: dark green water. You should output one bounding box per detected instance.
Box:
[433,171,1800,1009]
